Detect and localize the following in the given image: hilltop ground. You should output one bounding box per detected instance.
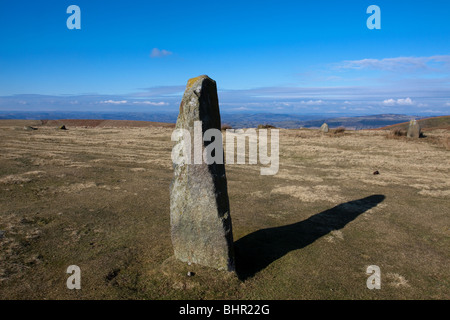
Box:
[378,115,450,131]
[0,120,448,299]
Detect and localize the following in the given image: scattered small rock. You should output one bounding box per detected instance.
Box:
[105,268,120,282]
[373,170,380,175]
[23,126,37,131]
[0,230,5,239]
[187,271,195,277]
[257,124,277,129]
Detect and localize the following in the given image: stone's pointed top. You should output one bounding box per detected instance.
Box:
[320,123,329,133]
[186,75,213,90]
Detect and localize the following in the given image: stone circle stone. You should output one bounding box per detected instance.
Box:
[170,75,235,271]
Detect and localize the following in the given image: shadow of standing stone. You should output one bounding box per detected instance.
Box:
[170,75,235,271]
[235,195,385,280]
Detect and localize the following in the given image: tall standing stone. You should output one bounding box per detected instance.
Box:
[170,75,235,271]
[320,123,329,133]
[407,119,421,138]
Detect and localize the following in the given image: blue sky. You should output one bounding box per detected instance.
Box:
[0,0,449,116]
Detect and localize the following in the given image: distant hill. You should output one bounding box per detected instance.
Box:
[0,111,179,123]
[295,114,422,130]
[221,113,323,129]
[0,119,175,128]
[1,111,448,130]
[222,113,423,129]
[378,116,450,131]
[40,119,175,128]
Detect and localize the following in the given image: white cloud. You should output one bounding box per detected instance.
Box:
[446,102,450,106]
[383,98,413,106]
[150,48,172,58]
[397,97,413,105]
[382,99,395,106]
[231,106,250,111]
[338,55,450,72]
[300,100,324,105]
[100,100,128,104]
[132,101,168,106]
[99,100,169,106]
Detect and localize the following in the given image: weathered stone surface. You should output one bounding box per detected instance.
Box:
[320,123,329,133]
[170,75,235,271]
[407,119,421,138]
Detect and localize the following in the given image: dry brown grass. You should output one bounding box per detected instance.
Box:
[428,135,450,150]
[257,124,277,129]
[443,136,450,150]
[333,127,346,134]
[0,121,448,299]
[387,127,407,138]
[329,126,346,137]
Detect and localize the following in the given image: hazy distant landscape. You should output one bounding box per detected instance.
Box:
[0,111,435,130]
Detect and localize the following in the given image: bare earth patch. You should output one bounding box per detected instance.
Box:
[271,185,343,203]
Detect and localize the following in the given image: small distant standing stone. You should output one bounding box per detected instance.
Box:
[407,119,421,138]
[170,75,235,271]
[320,123,329,133]
[23,126,37,131]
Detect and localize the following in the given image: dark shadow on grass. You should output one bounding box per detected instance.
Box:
[234,194,385,280]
